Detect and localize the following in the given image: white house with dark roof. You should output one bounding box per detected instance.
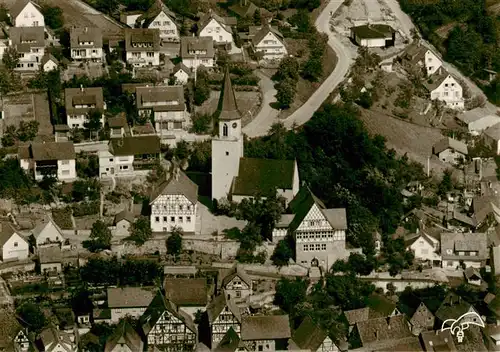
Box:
[138,1,179,42]
[206,293,242,348]
[251,25,287,61]
[164,278,208,319]
[149,168,198,233]
[37,326,76,352]
[32,217,65,248]
[9,0,44,27]
[352,315,413,350]
[9,26,45,71]
[220,265,252,303]
[120,10,144,27]
[70,27,103,62]
[108,287,156,322]
[39,246,63,274]
[18,142,76,181]
[350,24,395,48]
[0,309,29,351]
[432,137,468,164]
[289,316,338,352]
[180,36,215,69]
[424,67,464,109]
[125,28,161,67]
[65,86,106,129]
[98,135,161,178]
[135,85,189,137]
[457,106,500,134]
[198,12,235,46]
[440,232,488,269]
[41,53,58,72]
[402,42,442,76]
[113,209,135,236]
[271,214,294,243]
[105,319,144,352]
[240,315,291,351]
[173,62,191,84]
[0,223,29,261]
[483,122,500,155]
[405,231,441,265]
[107,113,128,138]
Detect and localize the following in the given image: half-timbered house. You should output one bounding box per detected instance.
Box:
[220,265,252,304]
[149,167,198,233]
[206,293,242,348]
[141,291,197,351]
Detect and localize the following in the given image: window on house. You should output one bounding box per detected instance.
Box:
[171,216,175,222]
[225,151,229,156]
[444,91,449,96]
[179,205,183,211]
[236,290,241,298]
[14,242,18,247]
[109,158,114,162]
[179,216,183,223]
[315,244,321,251]
[223,123,228,136]
[163,216,167,222]
[155,216,160,222]
[321,244,326,251]
[303,244,308,251]
[187,216,191,223]
[187,205,191,211]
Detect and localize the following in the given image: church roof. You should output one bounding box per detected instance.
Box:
[217,66,241,121]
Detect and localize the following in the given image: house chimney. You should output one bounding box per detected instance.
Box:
[80,85,84,92]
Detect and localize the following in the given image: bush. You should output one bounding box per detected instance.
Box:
[52,207,73,229]
[189,113,213,134]
[72,201,100,217]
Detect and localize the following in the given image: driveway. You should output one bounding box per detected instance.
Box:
[243,71,279,138]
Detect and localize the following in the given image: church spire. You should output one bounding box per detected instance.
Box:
[217,66,241,121]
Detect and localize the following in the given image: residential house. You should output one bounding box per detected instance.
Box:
[98,135,161,178]
[206,293,242,348]
[240,315,291,351]
[464,267,483,286]
[213,327,244,352]
[107,287,156,322]
[9,0,44,27]
[405,231,441,266]
[140,291,197,351]
[39,246,63,274]
[172,62,191,84]
[113,209,134,236]
[211,67,300,203]
[350,24,395,48]
[125,28,161,67]
[400,301,434,335]
[164,278,208,319]
[424,67,464,110]
[180,36,215,70]
[54,125,70,142]
[271,214,294,243]
[440,232,487,269]
[104,320,144,352]
[344,295,401,333]
[0,223,29,261]
[419,330,456,352]
[432,137,468,164]
[276,186,349,270]
[351,315,414,350]
[120,11,144,27]
[138,1,179,42]
[402,42,442,76]
[35,326,76,352]
[251,25,287,61]
[220,265,252,303]
[65,86,106,129]
[41,53,58,72]
[70,27,103,61]
[107,113,128,138]
[457,106,500,134]
[149,168,198,232]
[229,0,271,19]
[32,217,65,248]
[288,316,338,352]
[198,12,235,46]
[0,30,8,62]
[435,293,481,325]
[0,309,29,351]
[135,85,189,136]
[483,122,500,155]
[18,142,76,181]
[472,194,500,228]
[9,26,45,71]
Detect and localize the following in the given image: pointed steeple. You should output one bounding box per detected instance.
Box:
[217,66,241,121]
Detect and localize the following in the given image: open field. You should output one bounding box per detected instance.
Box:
[360,109,449,176]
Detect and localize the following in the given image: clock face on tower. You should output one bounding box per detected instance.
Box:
[232,123,237,128]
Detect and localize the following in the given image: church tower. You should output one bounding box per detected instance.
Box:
[211,67,243,201]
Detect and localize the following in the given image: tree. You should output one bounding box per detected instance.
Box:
[95,0,119,14]
[273,57,300,82]
[271,238,293,266]
[274,277,309,313]
[236,196,283,240]
[438,169,453,196]
[83,220,112,252]
[289,9,311,33]
[42,6,64,29]
[166,228,183,256]
[276,78,296,108]
[1,125,17,147]
[16,302,46,333]
[2,46,19,71]
[84,109,103,140]
[193,70,210,106]
[126,216,152,245]
[17,120,39,142]
[253,9,262,25]
[0,68,13,96]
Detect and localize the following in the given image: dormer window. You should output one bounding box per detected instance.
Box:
[223,123,228,136]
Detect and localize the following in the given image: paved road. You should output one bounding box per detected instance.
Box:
[242,71,279,138]
[283,0,354,128]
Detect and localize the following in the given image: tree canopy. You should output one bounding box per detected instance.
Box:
[83,220,112,252]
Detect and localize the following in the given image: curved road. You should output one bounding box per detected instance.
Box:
[243,0,354,137]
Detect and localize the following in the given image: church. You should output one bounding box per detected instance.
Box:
[211,67,300,203]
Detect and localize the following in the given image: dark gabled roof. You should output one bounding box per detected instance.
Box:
[365,293,397,318]
[251,25,284,46]
[422,68,452,92]
[355,315,412,347]
[351,24,395,39]
[38,246,63,264]
[180,36,215,59]
[290,316,329,351]
[113,209,135,225]
[163,278,208,306]
[409,302,434,329]
[241,315,291,341]
[150,168,198,205]
[214,327,242,352]
[141,291,196,336]
[10,0,41,19]
[107,114,128,129]
[109,135,161,156]
[28,142,76,161]
[197,12,234,35]
[464,267,482,280]
[65,87,105,114]
[70,27,103,48]
[104,320,142,352]
[419,330,456,352]
[9,26,44,52]
[217,66,241,121]
[0,222,21,248]
[125,28,161,52]
[136,85,185,112]
[138,1,177,28]
[173,62,190,75]
[432,137,468,155]
[435,293,475,322]
[107,287,156,308]
[0,309,23,350]
[344,307,370,326]
[221,265,252,288]
[232,158,296,198]
[206,293,241,324]
[41,53,59,66]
